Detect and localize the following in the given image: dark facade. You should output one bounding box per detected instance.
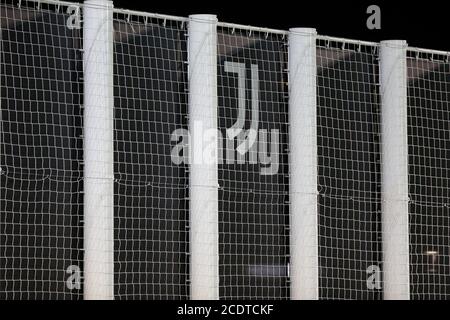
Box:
[1,2,449,300]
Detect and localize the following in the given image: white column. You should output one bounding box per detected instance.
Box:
[288,28,319,300]
[188,14,219,300]
[380,40,410,300]
[83,0,115,300]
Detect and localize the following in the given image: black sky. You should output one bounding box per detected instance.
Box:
[111,0,450,52]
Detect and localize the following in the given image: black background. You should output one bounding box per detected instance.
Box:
[113,0,450,52]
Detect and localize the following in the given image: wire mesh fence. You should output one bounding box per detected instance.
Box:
[217,25,289,300]
[0,0,449,300]
[316,38,382,300]
[407,49,450,300]
[112,11,189,300]
[0,0,83,299]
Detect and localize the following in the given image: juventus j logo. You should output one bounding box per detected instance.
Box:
[223,61,279,175]
[170,61,279,175]
[224,61,259,155]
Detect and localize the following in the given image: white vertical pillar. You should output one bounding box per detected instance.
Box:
[83,0,115,300]
[288,28,319,300]
[188,14,219,300]
[380,40,410,300]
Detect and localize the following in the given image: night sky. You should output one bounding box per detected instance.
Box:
[113,0,450,53]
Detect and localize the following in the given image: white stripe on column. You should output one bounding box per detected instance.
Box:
[380,40,410,300]
[288,28,319,300]
[83,0,115,300]
[188,14,219,300]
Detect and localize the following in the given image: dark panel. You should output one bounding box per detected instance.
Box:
[317,47,382,300]
[113,20,189,299]
[0,5,83,300]
[408,58,450,300]
[217,30,289,300]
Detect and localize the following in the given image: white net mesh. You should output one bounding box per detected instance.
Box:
[0,0,83,299]
[217,26,289,299]
[316,39,382,300]
[407,50,450,300]
[112,11,189,299]
[1,0,449,301]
